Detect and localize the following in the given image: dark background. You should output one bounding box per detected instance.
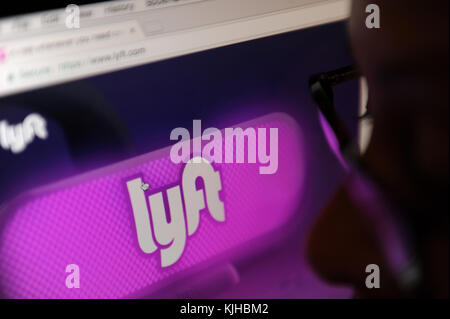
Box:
[0,0,108,18]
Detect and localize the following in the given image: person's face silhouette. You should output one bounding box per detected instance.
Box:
[349,0,449,211]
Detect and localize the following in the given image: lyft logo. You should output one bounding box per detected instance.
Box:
[126,157,225,267]
[0,113,48,154]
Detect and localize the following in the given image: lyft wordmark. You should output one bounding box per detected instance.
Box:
[170,120,278,174]
[126,157,225,267]
[0,113,48,154]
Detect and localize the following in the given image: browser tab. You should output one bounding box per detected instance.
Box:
[104,1,137,16]
[41,10,64,27]
[143,0,205,10]
[0,20,145,64]
[1,16,41,35]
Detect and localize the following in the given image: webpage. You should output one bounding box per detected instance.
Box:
[0,0,359,299]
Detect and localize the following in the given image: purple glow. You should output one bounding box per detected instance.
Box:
[0,112,305,298]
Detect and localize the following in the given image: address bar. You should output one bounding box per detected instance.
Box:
[0,0,349,97]
[0,20,145,63]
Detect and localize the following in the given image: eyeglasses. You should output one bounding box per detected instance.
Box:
[309,66,422,295]
[309,65,370,160]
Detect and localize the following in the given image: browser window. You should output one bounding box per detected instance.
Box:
[0,0,359,299]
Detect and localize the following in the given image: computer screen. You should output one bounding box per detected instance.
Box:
[0,0,360,299]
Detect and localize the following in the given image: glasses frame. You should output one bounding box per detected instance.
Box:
[309,65,367,157]
[308,65,422,295]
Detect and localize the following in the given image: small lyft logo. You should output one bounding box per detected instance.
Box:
[126,157,225,267]
[0,113,48,154]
